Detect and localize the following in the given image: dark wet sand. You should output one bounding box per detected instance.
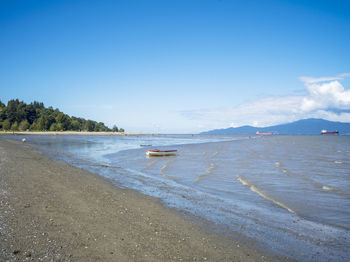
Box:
[0,139,287,261]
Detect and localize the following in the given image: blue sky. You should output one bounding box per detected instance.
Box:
[1,0,350,133]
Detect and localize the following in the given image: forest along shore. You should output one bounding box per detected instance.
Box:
[0,131,153,136]
[0,139,286,261]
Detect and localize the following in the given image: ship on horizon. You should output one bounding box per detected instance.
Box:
[256,131,273,135]
[321,130,339,135]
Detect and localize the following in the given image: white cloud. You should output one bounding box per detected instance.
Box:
[301,78,350,111]
[299,72,350,84]
[180,73,350,130]
[181,95,304,128]
[339,73,350,77]
[299,76,341,84]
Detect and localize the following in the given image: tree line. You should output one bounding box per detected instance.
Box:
[0,99,124,132]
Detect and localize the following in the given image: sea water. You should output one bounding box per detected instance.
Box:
[4,134,350,261]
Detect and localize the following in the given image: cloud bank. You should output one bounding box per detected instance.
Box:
[181,73,350,130]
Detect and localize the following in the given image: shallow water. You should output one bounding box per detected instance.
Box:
[3,134,350,261]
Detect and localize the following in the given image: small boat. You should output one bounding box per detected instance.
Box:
[321,130,339,135]
[146,149,177,157]
[256,131,273,135]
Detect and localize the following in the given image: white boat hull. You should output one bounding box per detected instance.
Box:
[146,150,177,157]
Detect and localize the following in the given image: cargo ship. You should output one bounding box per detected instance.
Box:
[321,130,339,135]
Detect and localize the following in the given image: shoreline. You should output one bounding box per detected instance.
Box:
[0,139,287,261]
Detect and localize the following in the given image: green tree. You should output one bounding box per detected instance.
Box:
[37,116,48,130]
[94,122,108,132]
[37,113,56,131]
[32,101,44,109]
[56,113,71,131]
[25,104,37,124]
[71,120,80,131]
[11,121,19,131]
[16,102,26,123]
[0,100,5,122]
[19,120,30,131]
[6,99,20,124]
[3,119,11,130]
[56,123,64,131]
[83,120,95,132]
[112,125,118,132]
[49,123,59,131]
[30,122,38,131]
[119,128,125,133]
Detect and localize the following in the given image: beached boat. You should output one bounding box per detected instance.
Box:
[146,149,177,157]
[321,130,339,135]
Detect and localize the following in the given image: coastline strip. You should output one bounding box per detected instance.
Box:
[0,139,284,261]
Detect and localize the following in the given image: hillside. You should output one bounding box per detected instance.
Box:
[201,118,350,135]
[0,99,123,132]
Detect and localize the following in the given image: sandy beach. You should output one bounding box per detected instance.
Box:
[0,138,286,261]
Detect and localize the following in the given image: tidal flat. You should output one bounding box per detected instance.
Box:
[0,138,283,261]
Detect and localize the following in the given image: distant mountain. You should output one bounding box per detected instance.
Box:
[201,118,350,135]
